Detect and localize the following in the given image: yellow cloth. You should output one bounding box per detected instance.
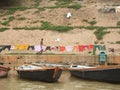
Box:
[14,45,28,50]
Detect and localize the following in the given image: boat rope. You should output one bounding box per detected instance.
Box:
[52,67,59,78]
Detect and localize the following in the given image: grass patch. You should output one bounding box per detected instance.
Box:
[34,0,42,7]
[94,41,98,44]
[117,21,120,26]
[118,31,120,34]
[1,16,15,26]
[55,1,81,9]
[14,21,73,32]
[56,0,72,4]
[6,6,29,15]
[94,28,110,40]
[40,21,73,32]
[55,0,73,8]
[67,4,81,9]
[17,17,26,20]
[88,20,97,26]
[13,27,41,30]
[0,28,9,32]
[82,19,97,25]
[116,41,120,44]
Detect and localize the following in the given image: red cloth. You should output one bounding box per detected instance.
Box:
[51,46,55,51]
[89,45,94,50]
[59,46,66,52]
[78,45,85,52]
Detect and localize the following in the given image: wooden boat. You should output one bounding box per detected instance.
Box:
[16,64,63,82]
[0,65,10,78]
[69,65,120,83]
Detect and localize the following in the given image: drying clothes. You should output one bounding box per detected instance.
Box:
[89,45,94,50]
[10,45,15,50]
[0,45,11,52]
[59,46,66,52]
[45,46,51,51]
[78,45,85,52]
[34,45,42,52]
[65,46,73,52]
[84,45,89,50]
[50,46,59,51]
[27,46,34,50]
[94,45,101,51]
[101,45,106,50]
[73,45,79,52]
[94,45,106,51]
[14,45,28,50]
[20,45,28,50]
[55,46,59,51]
[42,46,47,51]
[108,48,114,52]
[13,45,19,50]
[50,46,56,51]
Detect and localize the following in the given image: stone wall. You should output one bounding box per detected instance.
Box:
[0,55,120,68]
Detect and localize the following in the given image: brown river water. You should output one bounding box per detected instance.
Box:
[0,71,120,90]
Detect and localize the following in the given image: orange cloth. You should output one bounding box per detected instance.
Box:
[73,45,79,52]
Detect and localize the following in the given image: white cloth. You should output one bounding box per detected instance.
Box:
[65,46,73,52]
[55,38,60,42]
[34,45,42,51]
[66,12,72,18]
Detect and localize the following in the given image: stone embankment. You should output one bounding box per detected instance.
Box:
[0,55,120,68]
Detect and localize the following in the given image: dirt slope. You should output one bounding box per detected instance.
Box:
[0,0,120,54]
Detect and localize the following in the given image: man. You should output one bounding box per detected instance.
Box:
[40,38,43,54]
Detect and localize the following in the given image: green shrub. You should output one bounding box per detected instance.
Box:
[40,21,72,32]
[51,25,73,32]
[88,20,97,26]
[0,28,9,32]
[9,16,15,21]
[6,6,29,14]
[116,41,120,44]
[67,4,81,9]
[82,19,88,23]
[82,19,97,25]
[94,28,110,40]
[117,21,120,26]
[34,0,42,7]
[40,21,52,30]
[14,21,73,32]
[118,31,120,34]
[1,21,9,26]
[1,16,15,26]
[57,0,72,3]
[94,41,98,44]
[85,26,96,30]
[17,17,26,20]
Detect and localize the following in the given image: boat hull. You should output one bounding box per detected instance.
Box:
[70,68,120,83]
[0,66,10,78]
[17,69,62,82]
